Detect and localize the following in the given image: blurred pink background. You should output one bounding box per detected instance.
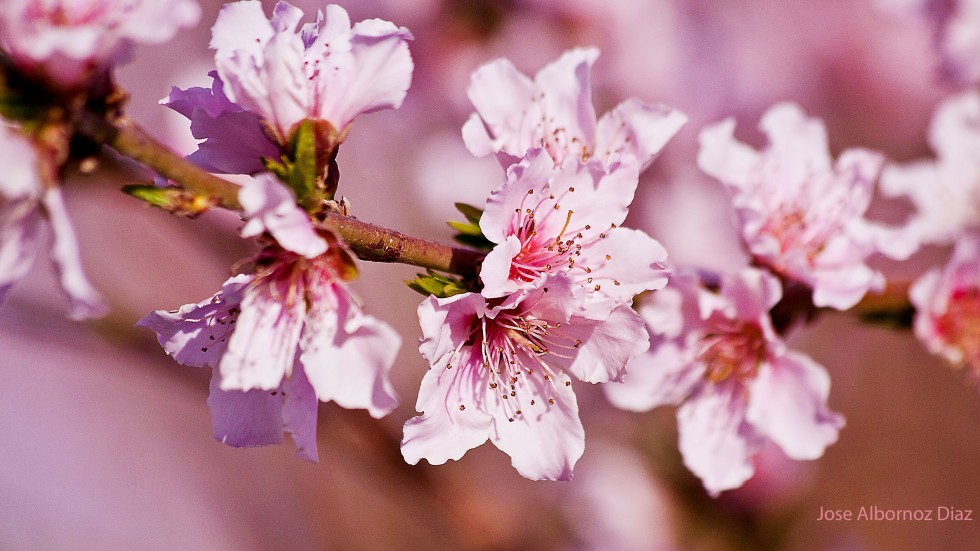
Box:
[1,1,978,549]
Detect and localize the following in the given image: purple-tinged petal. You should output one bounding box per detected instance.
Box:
[41,188,108,320]
[271,1,304,33]
[605,339,703,411]
[136,275,251,369]
[595,99,687,171]
[677,381,763,496]
[208,368,284,449]
[219,277,306,392]
[489,358,584,481]
[746,352,844,460]
[239,174,327,258]
[281,362,320,462]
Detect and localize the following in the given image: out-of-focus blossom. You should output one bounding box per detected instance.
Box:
[910,232,980,377]
[605,269,844,495]
[698,102,913,310]
[879,0,980,85]
[402,275,648,481]
[138,241,401,461]
[462,47,686,172]
[239,173,327,258]
[480,148,668,317]
[881,90,980,246]
[0,0,200,89]
[0,124,107,319]
[165,0,413,170]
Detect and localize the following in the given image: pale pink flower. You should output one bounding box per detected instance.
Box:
[462,47,686,172]
[605,269,844,495]
[167,0,412,163]
[480,148,668,317]
[0,0,200,89]
[239,173,327,259]
[0,124,107,319]
[401,275,649,480]
[698,102,913,310]
[138,244,401,461]
[910,232,980,377]
[881,91,980,246]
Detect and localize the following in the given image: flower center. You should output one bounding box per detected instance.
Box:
[27,0,120,27]
[698,320,767,384]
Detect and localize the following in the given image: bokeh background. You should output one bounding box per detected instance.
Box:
[1,1,978,549]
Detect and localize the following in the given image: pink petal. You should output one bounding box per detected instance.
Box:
[745,352,844,460]
[677,381,763,496]
[595,98,687,171]
[239,174,327,258]
[489,360,585,481]
[549,306,650,384]
[41,188,108,320]
[697,118,759,190]
[300,285,400,418]
[604,339,704,411]
[758,102,832,176]
[464,57,536,158]
[219,279,306,392]
[534,48,600,160]
[314,6,414,129]
[478,234,523,298]
[480,148,555,243]
[401,349,494,467]
[573,227,668,316]
[210,1,273,55]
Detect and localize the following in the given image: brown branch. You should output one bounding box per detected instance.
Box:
[76,113,485,279]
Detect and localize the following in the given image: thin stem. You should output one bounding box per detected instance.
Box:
[77,113,484,279]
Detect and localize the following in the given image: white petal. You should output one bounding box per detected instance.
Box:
[41,188,108,319]
[595,99,686,171]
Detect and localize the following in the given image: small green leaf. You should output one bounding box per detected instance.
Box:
[452,232,495,251]
[454,202,483,225]
[123,185,214,217]
[447,219,483,236]
[405,270,470,298]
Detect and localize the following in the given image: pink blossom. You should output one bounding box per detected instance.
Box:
[881,91,980,246]
[137,245,400,461]
[0,0,200,89]
[401,275,649,480]
[462,47,686,171]
[479,148,668,317]
[605,269,844,495]
[910,232,980,378]
[698,102,912,310]
[239,173,327,259]
[171,1,413,151]
[0,124,107,319]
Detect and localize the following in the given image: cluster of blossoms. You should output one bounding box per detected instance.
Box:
[1,0,975,497]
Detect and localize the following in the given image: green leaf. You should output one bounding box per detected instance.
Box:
[452,232,495,251]
[285,120,320,203]
[447,219,483,236]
